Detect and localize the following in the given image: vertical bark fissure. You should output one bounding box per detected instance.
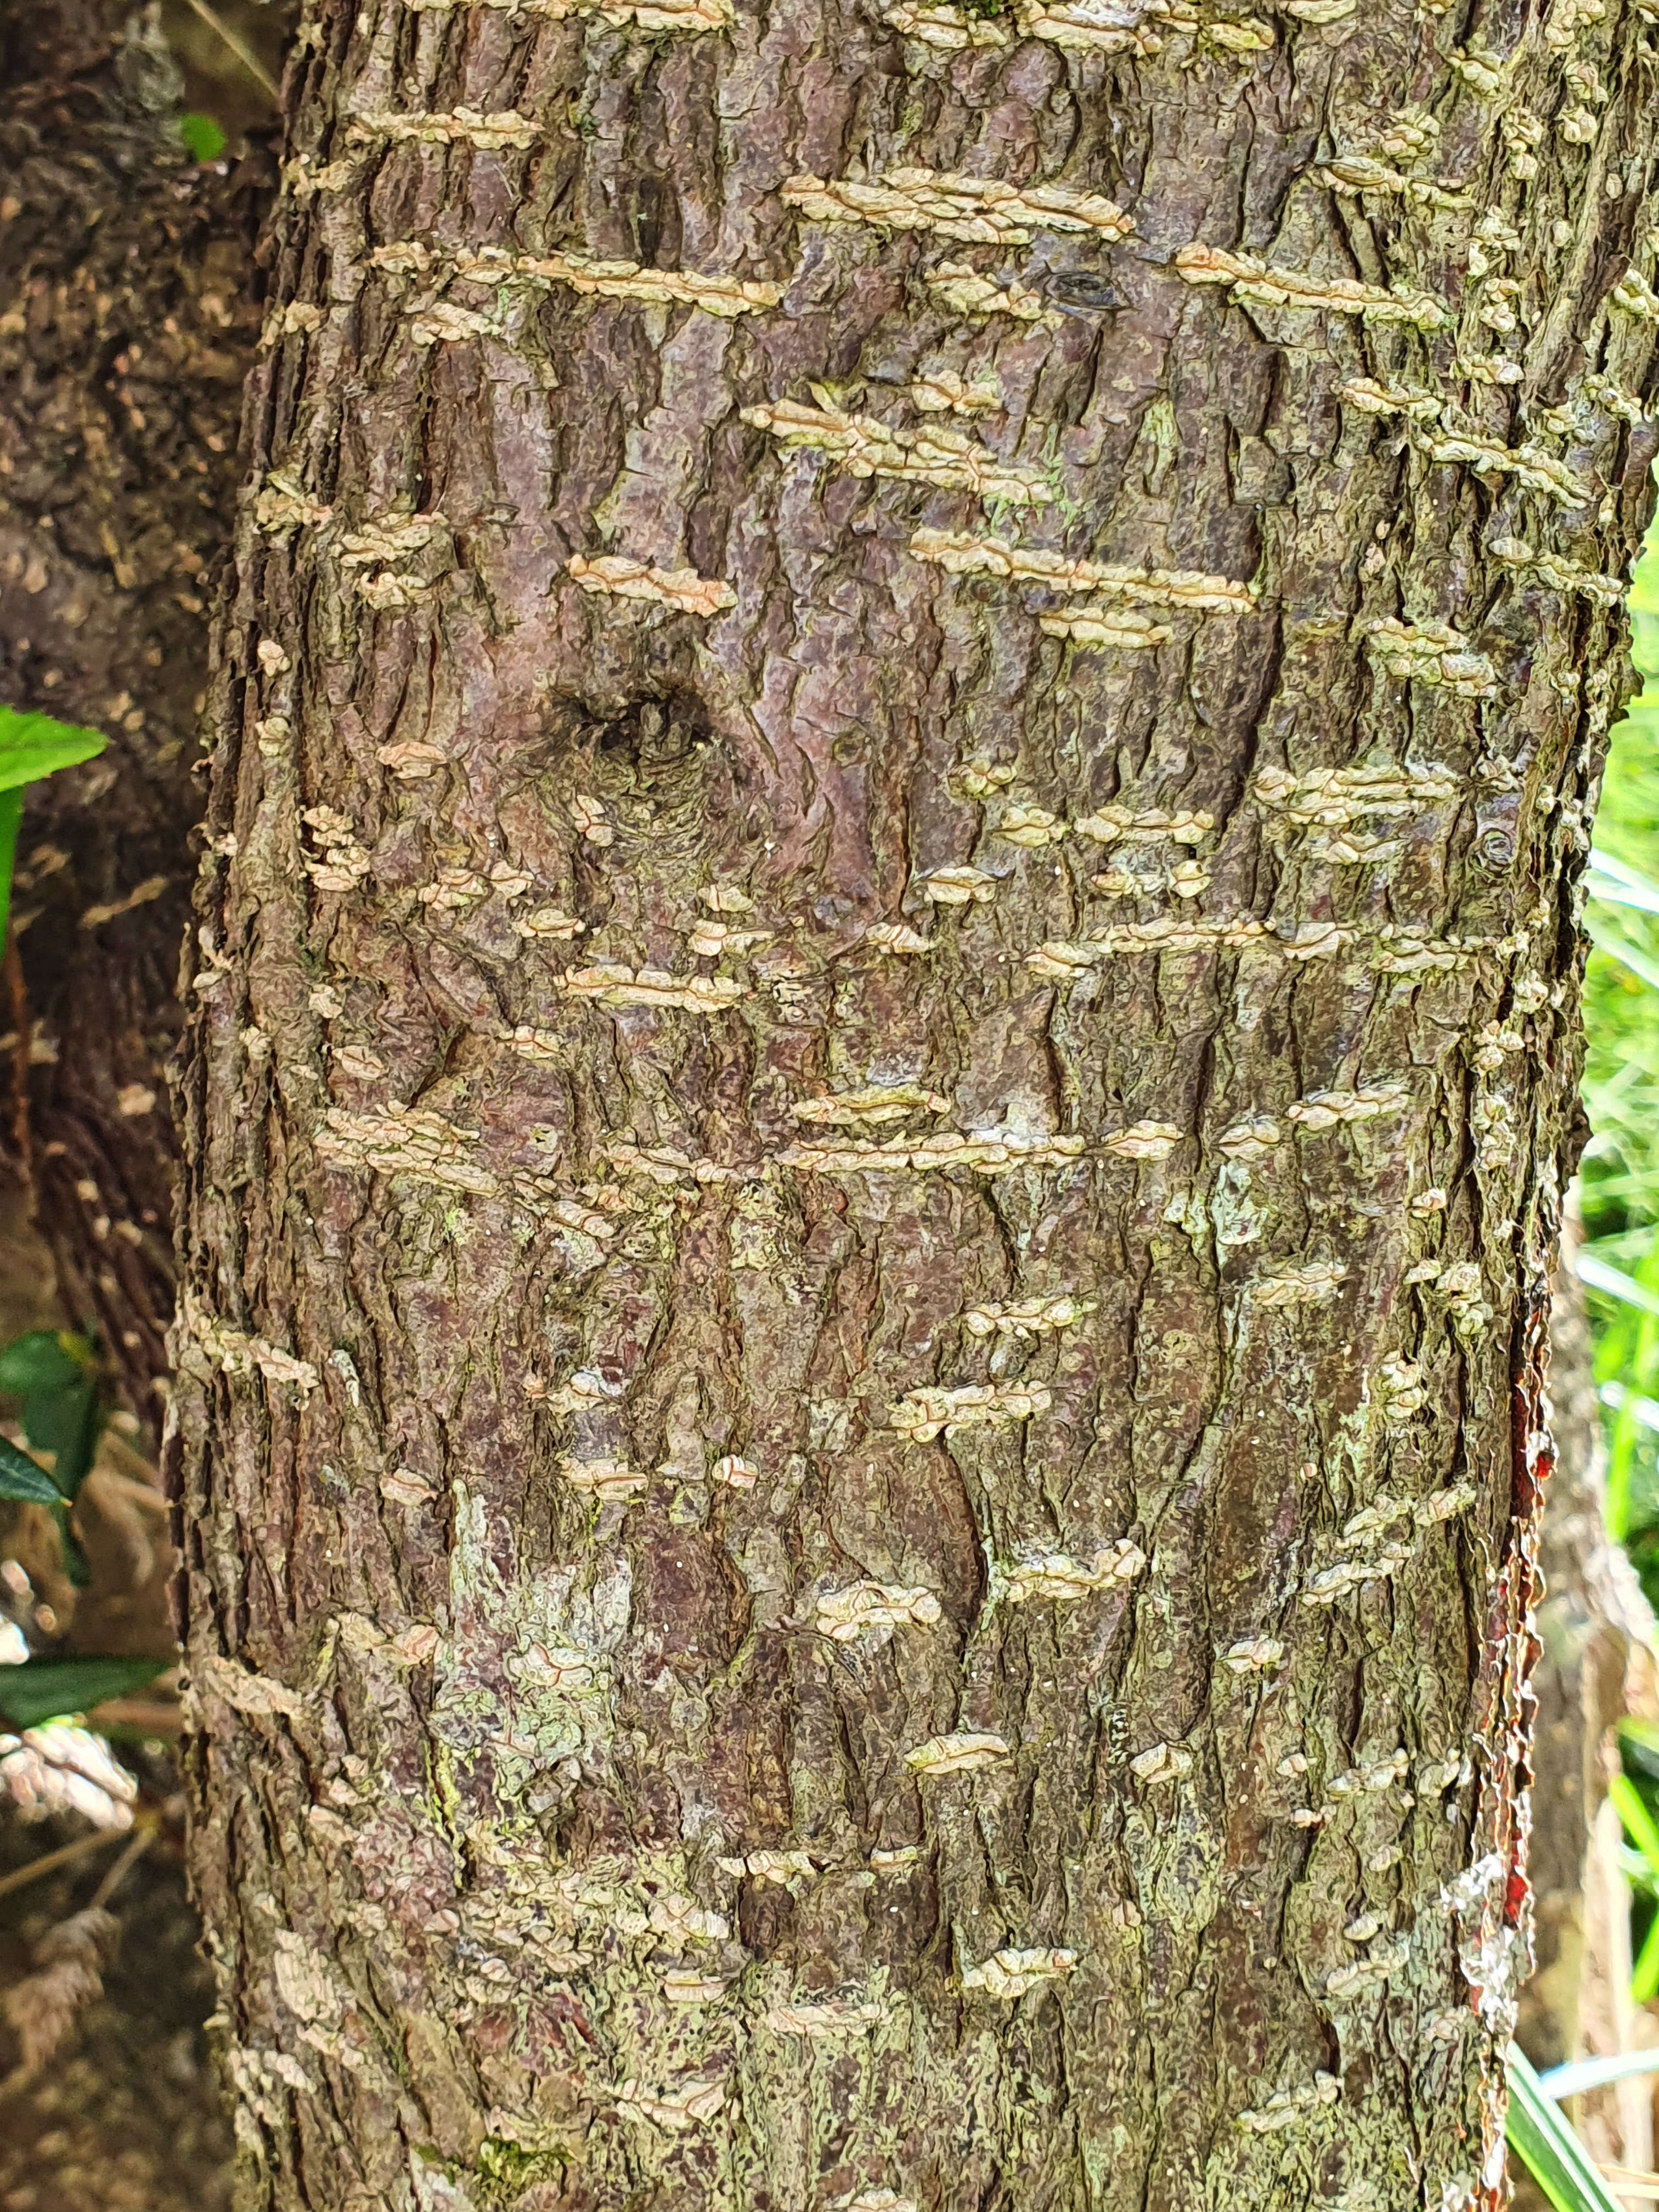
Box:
[177,0,1659,2207]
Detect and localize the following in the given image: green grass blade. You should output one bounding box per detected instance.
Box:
[1610,1775,1659,2001]
[1610,1773,1659,1876]
[1578,1251,1659,1319]
[1592,851,1659,896]
[1587,851,1659,924]
[1506,2045,1627,2212]
[1587,917,1659,995]
[1634,1913,1659,2004]
[1601,1385,1659,1434]
[1605,1296,1659,1541]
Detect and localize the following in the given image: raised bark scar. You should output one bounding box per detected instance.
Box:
[1488,535,1621,600]
[1252,764,1467,825]
[792,1083,952,1125]
[742,400,1053,505]
[995,1541,1146,1601]
[775,1128,1088,1173]
[960,1946,1076,1995]
[1251,1260,1348,1305]
[926,263,1058,324]
[1365,619,1497,696]
[1235,2073,1341,2131]
[1175,243,1447,328]
[183,1301,320,1394]
[814,1582,943,1638]
[557,963,749,1012]
[558,1458,648,1499]
[433,245,783,319]
[883,0,1167,52]
[1028,918,1528,974]
[1340,379,1589,503]
[783,168,1134,247]
[613,2076,727,2129]
[568,554,735,615]
[1317,154,1471,206]
[964,1294,1096,1336]
[404,0,730,21]
[315,1105,500,1195]
[910,526,1256,610]
[889,1380,1053,1440]
[906,1731,1011,1773]
[909,370,1004,414]
[347,107,540,150]
[763,1997,888,2034]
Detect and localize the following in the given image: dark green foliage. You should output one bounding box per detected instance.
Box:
[0,1432,67,1508]
[0,1655,168,1731]
[0,1330,104,1501]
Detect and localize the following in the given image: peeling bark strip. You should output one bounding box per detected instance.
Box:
[176,0,1659,2203]
[1173,242,1449,327]
[402,0,732,22]
[373,239,786,318]
[909,526,1257,610]
[782,168,1134,245]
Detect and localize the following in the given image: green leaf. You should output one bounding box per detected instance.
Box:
[22,1375,101,1500]
[0,1654,168,1731]
[0,707,108,794]
[0,1331,105,1500]
[178,112,228,162]
[0,1330,93,1398]
[0,1432,92,1582]
[0,1432,66,1507]
[1506,2044,1627,2212]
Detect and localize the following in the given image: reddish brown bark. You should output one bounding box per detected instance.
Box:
[174,2,1659,2207]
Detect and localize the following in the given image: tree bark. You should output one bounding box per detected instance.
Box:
[0,11,270,2205]
[0,0,269,1424]
[175,4,1659,2207]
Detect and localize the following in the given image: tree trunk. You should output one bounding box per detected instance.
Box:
[0,0,270,1424]
[0,9,268,2203]
[174,3,1659,2206]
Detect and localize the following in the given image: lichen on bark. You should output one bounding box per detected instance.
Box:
[174,0,1659,2205]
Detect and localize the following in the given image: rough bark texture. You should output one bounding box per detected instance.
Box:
[1,12,272,2207]
[176,2,1659,2207]
[0,0,269,1424]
